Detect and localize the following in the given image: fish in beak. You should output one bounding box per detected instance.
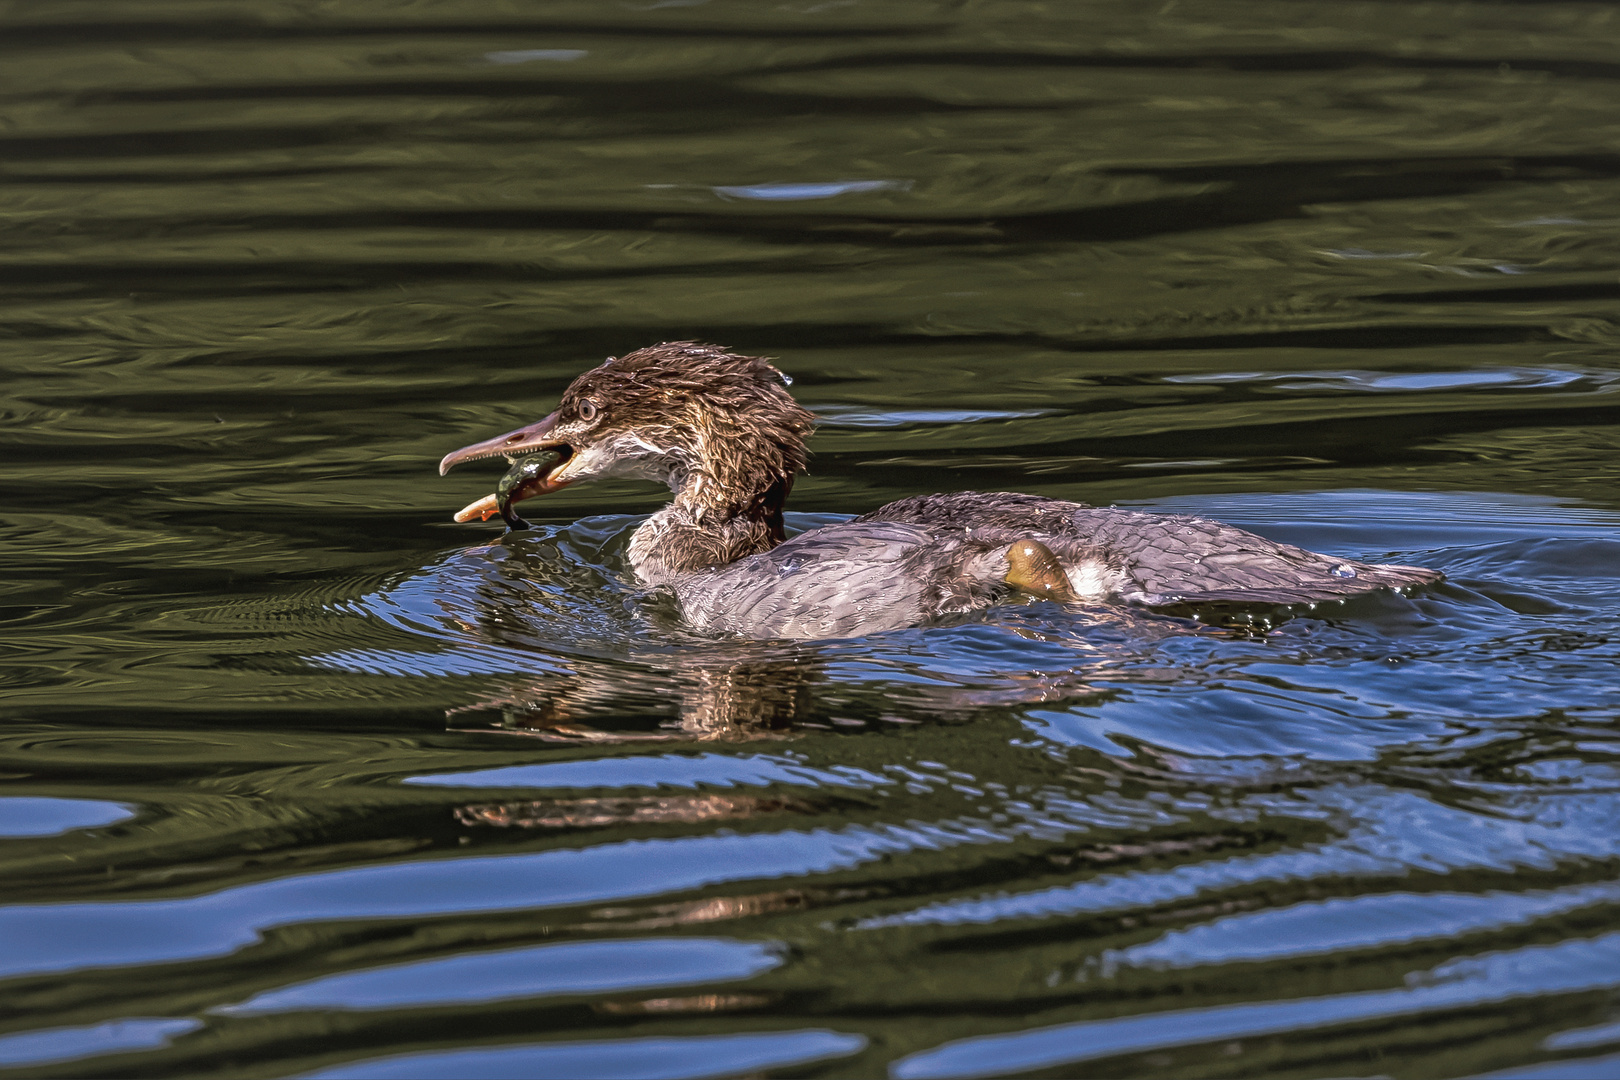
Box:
[439,413,575,527]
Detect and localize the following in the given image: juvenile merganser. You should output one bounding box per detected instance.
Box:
[439,343,1441,639]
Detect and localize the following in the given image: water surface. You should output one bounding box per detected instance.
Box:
[3,2,1619,1077]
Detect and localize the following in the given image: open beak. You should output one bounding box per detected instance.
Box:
[439,411,563,475]
[439,412,575,523]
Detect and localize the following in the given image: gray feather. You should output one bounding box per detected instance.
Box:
[668,493,1441,638]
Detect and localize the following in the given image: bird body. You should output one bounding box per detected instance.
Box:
[440,343,1440,640]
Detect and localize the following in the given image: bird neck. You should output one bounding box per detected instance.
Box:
[619,398,810,581]
[629,474,793,582]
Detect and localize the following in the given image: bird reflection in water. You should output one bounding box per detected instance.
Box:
[592,992,776,1017]
[442,638,840,830]
[455,792,815,830]
[422,527,830,742]
[444,650,820,743]
[384,518,1333,834]
[425,527,1282,747]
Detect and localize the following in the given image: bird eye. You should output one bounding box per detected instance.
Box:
[577,398,599,423]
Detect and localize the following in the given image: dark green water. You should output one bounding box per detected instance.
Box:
[4,2,1620,1077]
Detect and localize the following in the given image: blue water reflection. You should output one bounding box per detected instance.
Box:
[0,797,133,838]
[711,180,908,201]
[0,827,912,977]
[303,1031,868,1080]
[0,1019,200,1068]
[894,931,1620,1078]
[217,938,781,1014]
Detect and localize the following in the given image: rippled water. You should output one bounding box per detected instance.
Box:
[3,2,1620,1077]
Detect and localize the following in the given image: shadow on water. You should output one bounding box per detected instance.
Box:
[3,0,1620,1077]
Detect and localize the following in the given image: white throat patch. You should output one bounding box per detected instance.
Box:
[562,432,690,492]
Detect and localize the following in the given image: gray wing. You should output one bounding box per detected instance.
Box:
[676,494,1441,637]
[1065,509,1440,604]
[863,492,1441,606]
[673,520,941,639]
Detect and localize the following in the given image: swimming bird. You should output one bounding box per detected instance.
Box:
[438,342,1441,639]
